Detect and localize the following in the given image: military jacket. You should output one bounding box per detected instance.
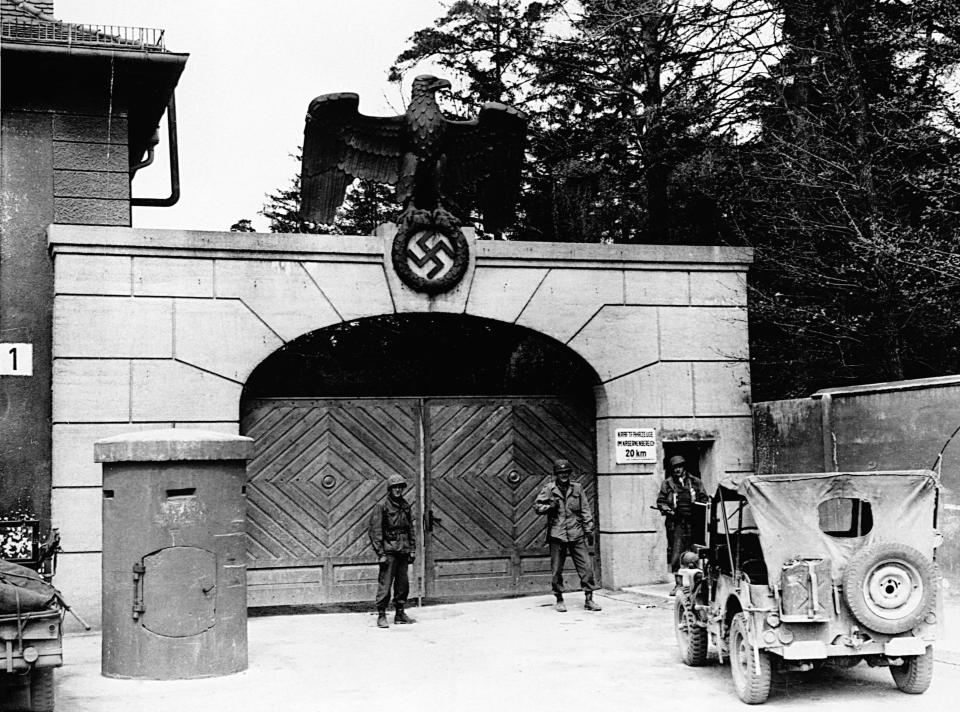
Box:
[656,474,708,520]
[533,479,595,543]
[368,495,415,555]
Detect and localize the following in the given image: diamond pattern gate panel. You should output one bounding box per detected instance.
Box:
[241,399,421,606]
[424,398,597,599]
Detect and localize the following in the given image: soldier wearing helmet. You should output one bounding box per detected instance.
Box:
[656,454,708,593]
[368,474,416,628]
[533,458,601,612]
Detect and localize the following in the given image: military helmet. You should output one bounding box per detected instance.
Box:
[386,474,407,489]
[553,458,573,475]
[668,454,687,468]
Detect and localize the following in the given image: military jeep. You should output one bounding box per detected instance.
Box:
[674,470,941,704]
[1,521,65,712]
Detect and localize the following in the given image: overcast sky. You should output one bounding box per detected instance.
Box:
[55,0,449,231]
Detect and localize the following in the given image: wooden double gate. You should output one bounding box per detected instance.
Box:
[241,397,597,606]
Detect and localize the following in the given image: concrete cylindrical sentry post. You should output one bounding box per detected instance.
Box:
[94,429,253,679]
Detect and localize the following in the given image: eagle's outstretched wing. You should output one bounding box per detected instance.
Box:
[442,103,527,234]
[301,93,406,225]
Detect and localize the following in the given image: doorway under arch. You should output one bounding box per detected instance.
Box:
[240,313,601,607]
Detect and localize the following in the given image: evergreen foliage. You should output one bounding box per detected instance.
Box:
[236,0,960,399]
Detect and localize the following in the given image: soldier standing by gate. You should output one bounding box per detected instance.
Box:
[656,454,708,594]
[368,474,417,628]
[533,459,602,612]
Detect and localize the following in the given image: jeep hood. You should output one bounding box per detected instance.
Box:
[733,471,939,581]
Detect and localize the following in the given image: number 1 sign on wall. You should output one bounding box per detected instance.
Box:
[0,343,32,376]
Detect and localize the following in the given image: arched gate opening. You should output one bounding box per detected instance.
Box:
[240,313,600,607]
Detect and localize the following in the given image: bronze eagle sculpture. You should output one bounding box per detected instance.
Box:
[300,75,527,234]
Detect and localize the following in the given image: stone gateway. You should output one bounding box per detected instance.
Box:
[48,224,752,628]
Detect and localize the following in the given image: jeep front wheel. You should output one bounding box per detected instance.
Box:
[675,592,708,666]
[842,543,936,635]
[890,647,934,694]
[729,612,772,704]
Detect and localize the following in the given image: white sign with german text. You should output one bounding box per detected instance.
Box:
[615,427,656,464]
[0,343,33,376]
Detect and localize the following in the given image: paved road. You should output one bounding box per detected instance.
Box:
[45,591,959,712]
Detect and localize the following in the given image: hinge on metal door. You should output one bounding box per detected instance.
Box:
[132,562,145,619]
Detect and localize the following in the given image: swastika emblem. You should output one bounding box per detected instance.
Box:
[392,226,469,294]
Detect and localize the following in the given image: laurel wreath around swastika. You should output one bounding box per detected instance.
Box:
[392,224,470,294]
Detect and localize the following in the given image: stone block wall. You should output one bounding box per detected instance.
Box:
[49,225,753,627]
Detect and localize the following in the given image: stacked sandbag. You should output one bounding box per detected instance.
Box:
[0,560,57,613]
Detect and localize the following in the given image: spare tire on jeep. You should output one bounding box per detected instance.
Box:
[841,543,936,635]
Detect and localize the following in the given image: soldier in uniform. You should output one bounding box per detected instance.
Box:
[656,454,709,593]
[368,474,416,628]
[533,458,602,612]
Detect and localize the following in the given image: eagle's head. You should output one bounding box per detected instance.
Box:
[411,75,451,100]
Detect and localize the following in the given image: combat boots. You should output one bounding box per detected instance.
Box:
[377,609,389,628]
[584,591,602,611]
[394,604,416,624]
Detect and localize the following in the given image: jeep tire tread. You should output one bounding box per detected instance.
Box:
[675,592,708,666]
[29,667,54,712]
[729,612,772,704]
[842,543,936,635]
[890,647,934,694]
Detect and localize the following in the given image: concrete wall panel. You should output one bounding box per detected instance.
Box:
[134,257,213,297]
[690,270,747,306]
[599,532,667,588]
[659,306,749,361]
[693,361,751,416]
[216,260,341,341]
[517,268,623,343]
[52,360,130,423]
[174,298,283,382]
[52,423,164,488]
[54,296,172,358]
[466,267,548,323]
[130,361,242,422]
[598,362,694,418]
[51,487,101,552]
[567,306,659,381]
[302,261,394,323]
[53,254,131,296]
[597,472,661,531]
[624,270,689,305]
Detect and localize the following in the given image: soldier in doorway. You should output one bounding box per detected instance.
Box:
[656,454,709,594]
[368,474,416,628]
[533,458,602,612]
